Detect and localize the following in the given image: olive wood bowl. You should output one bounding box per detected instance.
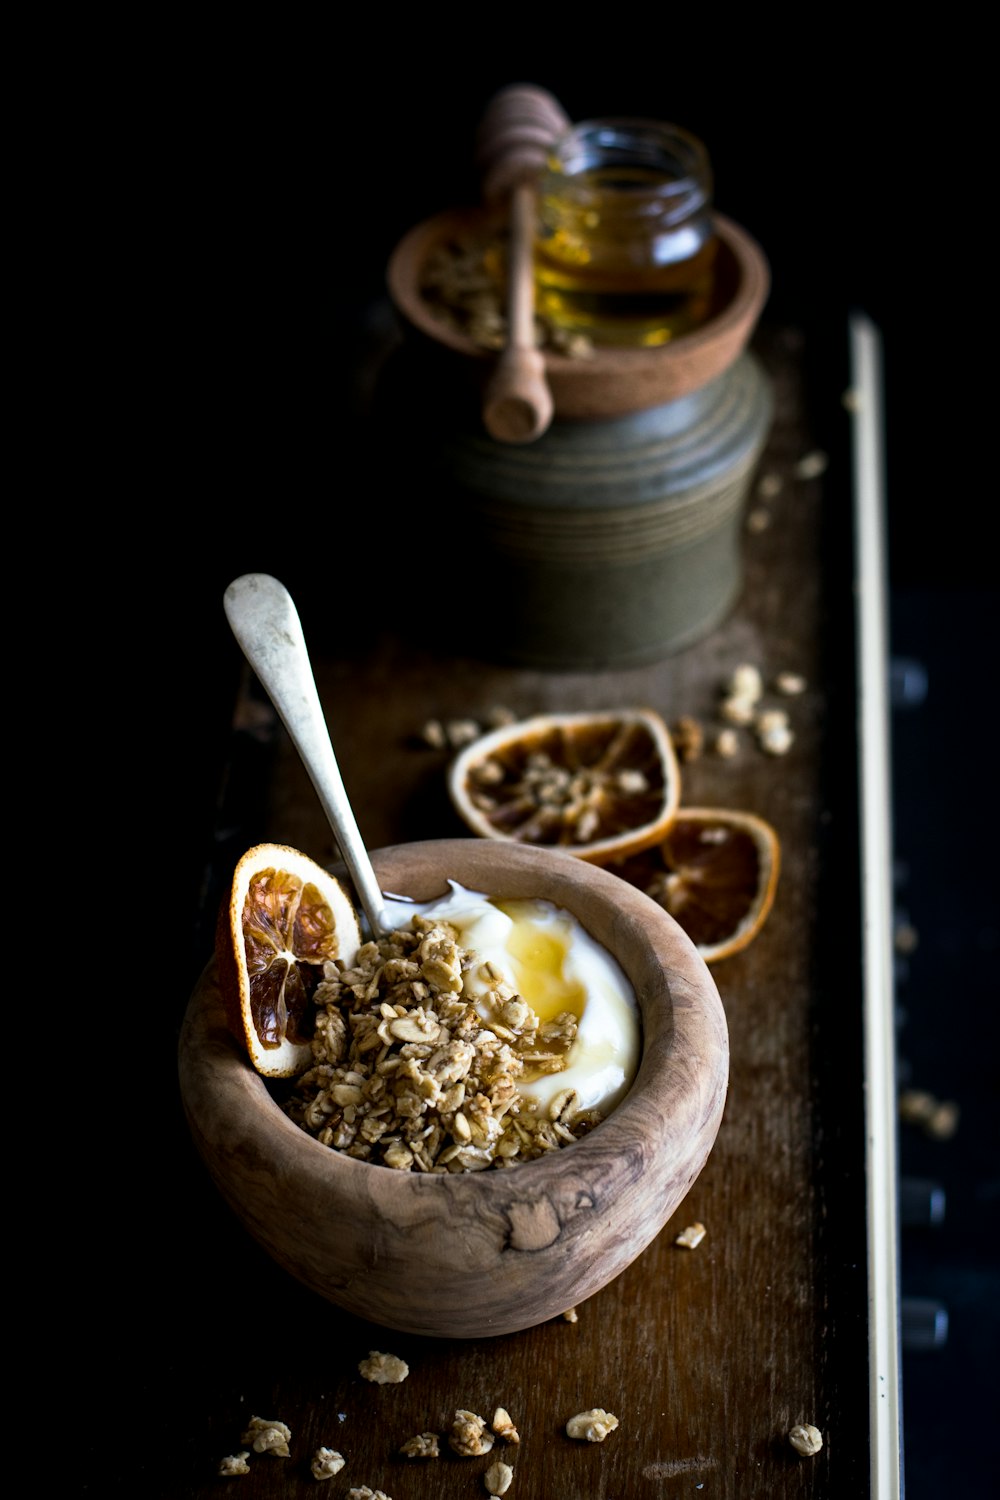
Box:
[386,207,770,421]
[178,839,729,1339]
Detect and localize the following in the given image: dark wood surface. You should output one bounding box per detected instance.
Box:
[78,320,876,1497]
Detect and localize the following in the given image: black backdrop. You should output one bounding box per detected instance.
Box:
[76,35,994,1497]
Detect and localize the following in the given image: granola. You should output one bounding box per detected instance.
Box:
[283,912,602,1172]
[311,1447,346,1480]
[449,1409,495,1457]
[788,1423,823,1456]
[358,1351,409,1384]
[218,1452,250,1476]
[566,1408,619,1442]
[485,1458,514,1494]
[400,1432,440,1458]
[240,1417,291,1457]
[674,1221,707,1249]
[418,223,594,359]
[492,1407,520,1444]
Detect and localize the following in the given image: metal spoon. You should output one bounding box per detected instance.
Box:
[223,572,389,938]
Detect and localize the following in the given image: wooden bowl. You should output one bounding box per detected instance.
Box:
[178,839,729,1339]
[386,207,770,420]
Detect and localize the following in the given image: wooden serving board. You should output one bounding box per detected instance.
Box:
[79,318,887,1498]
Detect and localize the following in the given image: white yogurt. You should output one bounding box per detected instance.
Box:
[381,882,640,1116]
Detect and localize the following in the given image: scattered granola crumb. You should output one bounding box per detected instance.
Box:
[446,718,482,748]
[793,450,829,480]
[562,1306,579,1323]
[757,719,795,756]
[671,715,704,763]
[774,671,807,696]
[484,705,517,729]
[492,1407,520,1444]
[218,1452,250,1477]
[746,507,772,533]
[756,472,784,500]
[347,1488,392,1500]
[311,1448,346,1480]
[755,708,790,736]
[926,1100,960,1140]
[566,1408,619,1442]
[400,1432,440,1459]
[418,718,448,749]
[358,1351,409,1385]
[674,1221,707,1249]
[788,1423,823,1457]
[485,1459,514,1495]
[898,1089,936,1124]
[714,727,740,759]
[449,1409,495,1457]
[894,921,919,955]
[898,1089,959,1139]
[727,664,764,703]
[240,1417,291,1457]
[720,694,756,726]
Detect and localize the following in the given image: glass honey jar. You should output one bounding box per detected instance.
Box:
[535,118,718,348]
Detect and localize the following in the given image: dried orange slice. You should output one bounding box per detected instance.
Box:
[215,842,361,1077]
[603,807,780,963]
[446,708,681,864]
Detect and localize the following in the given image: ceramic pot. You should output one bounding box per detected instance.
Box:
[379,208,773,668]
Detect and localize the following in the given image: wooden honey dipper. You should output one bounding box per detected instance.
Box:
[476,83,570,444]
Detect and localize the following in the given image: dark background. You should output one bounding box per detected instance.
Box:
[85,33,995,1496]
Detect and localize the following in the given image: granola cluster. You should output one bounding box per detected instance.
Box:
[419,224,595,359]
[283,912,600,1171]
[466,747,651,846]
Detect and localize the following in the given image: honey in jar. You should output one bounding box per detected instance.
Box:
[535,118,718,348]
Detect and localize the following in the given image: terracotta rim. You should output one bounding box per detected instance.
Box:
[386,207,770,417]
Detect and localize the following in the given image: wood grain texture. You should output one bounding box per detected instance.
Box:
[179,839,729,1339]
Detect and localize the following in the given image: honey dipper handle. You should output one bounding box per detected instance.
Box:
[476,84,569,445]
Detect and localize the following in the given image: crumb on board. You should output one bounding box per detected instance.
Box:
[788,1423,824,1457]
[714,727,740,758]
[311,1447,346,1480]
[674,1221,707,1249]
[218,1452,250,1476]
[449,1409,495,1457]
[240,1417,291,1457]
[400,1431,440,1458]
[492,1407,520,1444]
[671,714,704,763]
[793,450,829,480]
[485,1459,514,1495]
[566,1408,619,1442]
[358,1351,409,1384]
[899,1088,960,1139]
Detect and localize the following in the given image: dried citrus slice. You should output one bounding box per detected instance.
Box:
[446,708,681,864]
[215,842,361,1077]
[603,807,780,963]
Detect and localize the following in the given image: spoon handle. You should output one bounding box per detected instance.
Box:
[223,572,388,937]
